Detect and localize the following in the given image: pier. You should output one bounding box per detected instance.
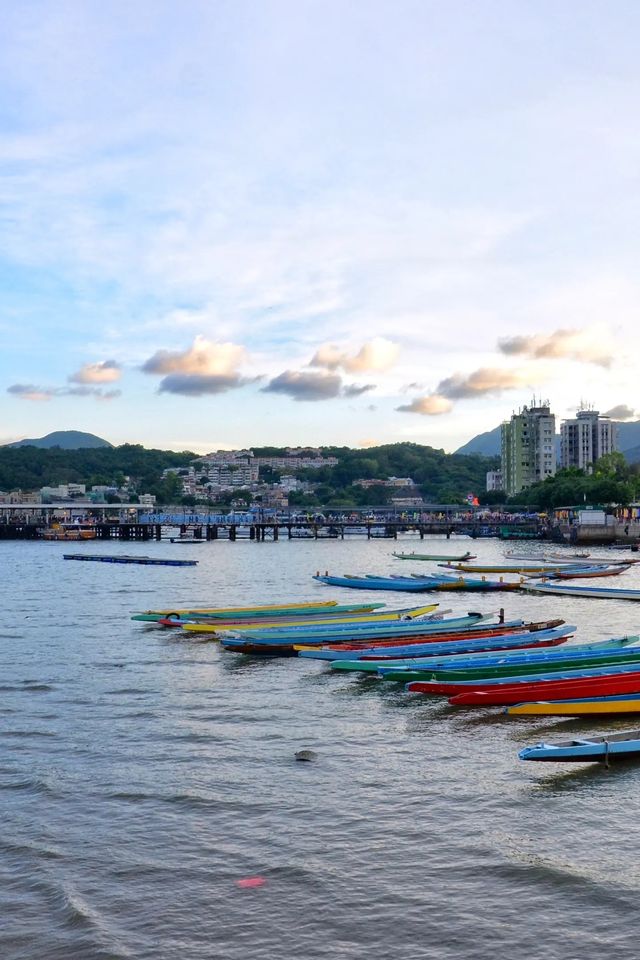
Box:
[0,502,546,541]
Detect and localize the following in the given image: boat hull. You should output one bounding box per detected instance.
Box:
[520,731,640,762]
[449,673,640,706]
[506,697,640,716]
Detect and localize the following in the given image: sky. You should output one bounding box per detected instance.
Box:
[1,0,639,453]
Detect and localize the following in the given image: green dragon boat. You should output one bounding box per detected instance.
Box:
[392,551,476,562]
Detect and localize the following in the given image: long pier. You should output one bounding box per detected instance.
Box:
[0,516,545,541]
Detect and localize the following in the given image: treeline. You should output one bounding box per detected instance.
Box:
[510,454,639,509]
[0,444,194,495]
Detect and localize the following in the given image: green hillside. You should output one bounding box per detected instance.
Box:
[0,441,497,505]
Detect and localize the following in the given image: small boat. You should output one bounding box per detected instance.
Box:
[63,554,197,566]
[441,562,575,574]
[42,523,97,541]
[410,657,640,696]
[219,612,492,646]
[132,600,349,620]
[506,695,640,716]
[413,647,640,683]
[180,603,441,634]
[547,551,591,560]
[448,671,640,706]
[309,618,563,652]
[330,636,634,674]
[170,537,205,544]
[519,730,640,763]
[524,583,640,601]
[392,551,476,562]
[294,626,573,662]
[534,564,631,581]
[313,573,522,592]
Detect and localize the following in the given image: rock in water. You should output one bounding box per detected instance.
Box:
[295,749,317,762]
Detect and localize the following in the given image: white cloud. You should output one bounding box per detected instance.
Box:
[69,359,122,384]
[498,326,615,368]
[311,337,400,373]
[397,395,453,416]
[141,336,247,376]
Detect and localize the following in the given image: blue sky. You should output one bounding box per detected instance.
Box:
[1,0,638,451]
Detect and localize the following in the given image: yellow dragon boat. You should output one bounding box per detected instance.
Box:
[180,603,440,634]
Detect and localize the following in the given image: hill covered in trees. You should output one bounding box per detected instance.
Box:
[0,444,193,498]
[0,442,498,505]
[255,444,498,506]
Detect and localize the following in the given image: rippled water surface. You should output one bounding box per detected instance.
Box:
[3,536,640,959]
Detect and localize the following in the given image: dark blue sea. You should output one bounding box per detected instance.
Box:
[3,536,640,959]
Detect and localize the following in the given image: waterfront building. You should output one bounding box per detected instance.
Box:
[253,455,338,471]
[560,407,617,472]
[486,470,503,492]
[501,402,556,497]
[192,449,337,474]
[40,484,86,502]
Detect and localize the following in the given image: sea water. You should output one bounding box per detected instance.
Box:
[2,536,640,959]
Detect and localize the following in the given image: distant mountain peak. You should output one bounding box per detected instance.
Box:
[6,430,113,449]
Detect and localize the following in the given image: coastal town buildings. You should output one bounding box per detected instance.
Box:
[485,470,503,492]
[560,407,617,472]
[501,402,556,497]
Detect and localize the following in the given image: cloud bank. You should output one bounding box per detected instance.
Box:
[397,365,542,415]
[498,328,614,368]
[8,383,121,401]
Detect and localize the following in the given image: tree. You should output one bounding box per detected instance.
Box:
[593,452,630,482]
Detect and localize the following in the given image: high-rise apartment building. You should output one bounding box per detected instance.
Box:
[560,408,616,472]
[501,402,556,497]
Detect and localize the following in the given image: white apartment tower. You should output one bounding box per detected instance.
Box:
[560,407,617,473]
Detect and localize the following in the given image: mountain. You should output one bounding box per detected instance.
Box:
[7,431,113,450]
[618,421,640,452]
[620,444,640,465]
[455,427,502,457]
[456,420,640,459]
